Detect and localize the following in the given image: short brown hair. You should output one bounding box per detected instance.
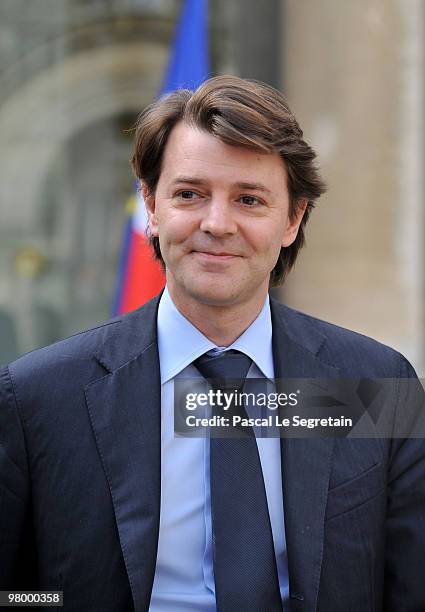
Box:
[131,75,326,285]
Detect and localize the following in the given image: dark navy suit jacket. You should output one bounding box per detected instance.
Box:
[1,295,424,611]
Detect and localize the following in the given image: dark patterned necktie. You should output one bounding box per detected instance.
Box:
[194,350,282,612]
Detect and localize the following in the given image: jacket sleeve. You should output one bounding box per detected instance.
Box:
[384,355,425,611]
[0,365,38,589]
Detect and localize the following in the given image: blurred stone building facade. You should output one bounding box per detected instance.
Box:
[282,0,424,375]
[0,0,423,375]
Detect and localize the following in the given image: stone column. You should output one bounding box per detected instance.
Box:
[282,0,424,375]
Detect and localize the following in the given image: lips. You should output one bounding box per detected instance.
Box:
[192,250,239,259]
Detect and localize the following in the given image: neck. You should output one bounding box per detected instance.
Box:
[167,287,268,347]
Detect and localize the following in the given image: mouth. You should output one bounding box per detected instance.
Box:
[192,250,240,260]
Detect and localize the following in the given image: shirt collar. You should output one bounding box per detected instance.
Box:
[157,286,274,384]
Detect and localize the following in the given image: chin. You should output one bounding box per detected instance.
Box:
[185,282,242,307]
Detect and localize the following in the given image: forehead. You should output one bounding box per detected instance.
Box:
[158,121,288,188]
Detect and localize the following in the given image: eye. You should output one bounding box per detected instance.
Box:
[177,190,198,199]
[239,195,260,206]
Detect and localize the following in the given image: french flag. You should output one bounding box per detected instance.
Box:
[112,0,209,315]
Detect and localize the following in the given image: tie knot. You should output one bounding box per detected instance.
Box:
[194,349,252,387]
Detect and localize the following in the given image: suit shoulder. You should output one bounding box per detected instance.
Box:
[7,316,123,385]
[7,294,160,387]
[273,300,413,377]
[0,319,120,416]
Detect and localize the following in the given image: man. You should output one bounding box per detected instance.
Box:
[0,76,424,611]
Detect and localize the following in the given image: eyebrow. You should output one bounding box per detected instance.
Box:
[171,177,272,194]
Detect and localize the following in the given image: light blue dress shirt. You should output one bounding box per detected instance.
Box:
[149,287,289,611]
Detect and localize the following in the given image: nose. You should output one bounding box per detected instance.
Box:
[199,197,237,236]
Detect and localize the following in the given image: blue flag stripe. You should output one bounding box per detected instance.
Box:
[161,0,209,94]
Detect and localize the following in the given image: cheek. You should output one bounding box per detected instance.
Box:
[256,231,285,273]
[249,223,284,256]
[158,213,196,248]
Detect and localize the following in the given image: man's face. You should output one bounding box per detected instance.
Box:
[144,122,306,312]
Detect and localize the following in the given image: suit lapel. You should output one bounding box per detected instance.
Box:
[271,300,338,611]
[85,297,161,612]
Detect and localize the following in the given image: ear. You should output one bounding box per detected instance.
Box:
[141,181,159,237]
[281,199,308,247]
